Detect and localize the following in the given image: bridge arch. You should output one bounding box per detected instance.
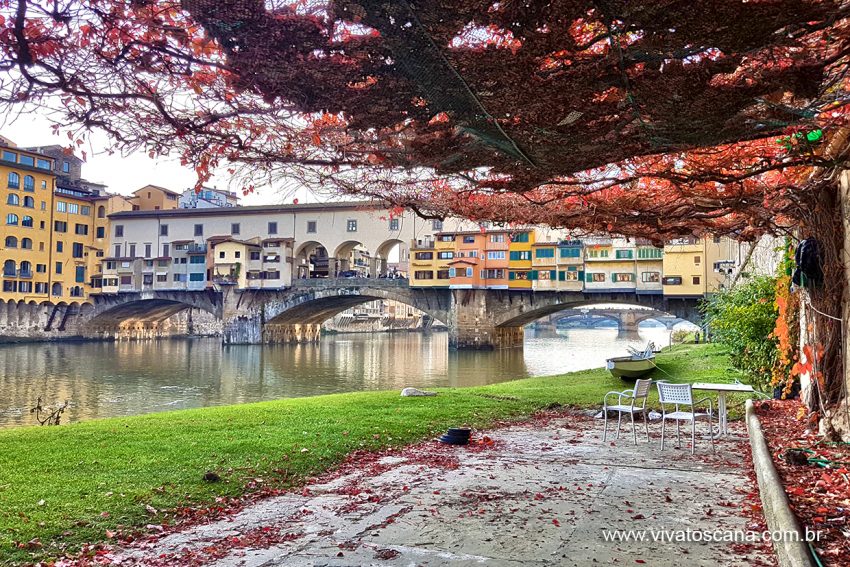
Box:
[375,238,407,276]
[294,240,329,279]
[82,291,223,338]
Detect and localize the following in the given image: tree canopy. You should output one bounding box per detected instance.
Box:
[1,0,849,238]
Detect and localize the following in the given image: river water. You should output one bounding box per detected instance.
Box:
[0,326,675,428]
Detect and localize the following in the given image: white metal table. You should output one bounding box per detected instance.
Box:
[691,382,755,436]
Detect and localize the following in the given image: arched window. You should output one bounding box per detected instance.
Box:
[4,236,17,248]
[19,261,31,276]
[3,260,16,276]
[6,213,18,225]
[21,216,33,228]
[21,238,32,249]
[70,286,83,297]
[97,205,106,218]
[51,282,62,296]
[6,193,19,206]
[23,175,34,191]
[23,196,34,208]
[7,172,19,189]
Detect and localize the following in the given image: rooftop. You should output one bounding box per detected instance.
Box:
[109,200,389,219]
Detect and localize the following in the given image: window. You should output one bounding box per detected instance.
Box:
[432,219,443,231]
[4,236,16,248]
[41,181,46,189]
[587,248,609,258]
[250,251,261,261]
[481,268,505,279]
[437,251,454,260]
[219,251,226,259]
[40,201,46,210]
[692,276,701,285]
[462,236,475,244]
[36,263,46,273]
[586,272,606,283]
[268,221,278,234]
[35,282,47,294]
[189,255,205,264]
[414,270,433,280]
[120,275,132,285]
[489,234,505,243]
[114,244,121,257]
[694,255,701,266]
[615,249,633,259]
[173,273,186,282]
[21,216,32,228]
[415,252,433,260]
[509,250,531,261]
[512,232,530,243]
[2,281,17,293]
[612,273,635,282]
[564,270,580,281]
[23,196,34,208]
[97,206,106,218]
[56,241,64,253]
[74,223,88,235]
[21,238,31,250]
[56,201,67,213]
[54,221,67,232]
[194,224,203,236]
[156,274,168,283]
[96,226,105,238]
[231,223,240,235]
[75,266,86,283]
[36,158,51,170]
[80,205,91,216]
[129,244,136,257]
[306,220,317,233]
[346,219,357,232]
[438,235,455,242]
[437,269,450,279]
[17,154,33,167]
[2,150,16,162]
[189,273,205,282]
[510,271,529,281]
[6,213,18,225]
[6,193,19,206]
[637,247,662,259]
[641,271,661,283]
[713,235,721,244]
[7,172,19,189]
[486,251,506,260]
[114,225,124,237]
[534,248,555,258]
[264,270,280,280]
[662,276,683,285]
[62,161,70,173]
[162,244,170,257]
[55,262,63,274]
[144,243,152,258]
[559,247,581,258]
[23,175,34,191]
[389,218,399,231]
[18,282,32,293]
[72,242,84,258]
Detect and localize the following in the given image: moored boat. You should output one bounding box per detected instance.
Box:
[606,356,655,380]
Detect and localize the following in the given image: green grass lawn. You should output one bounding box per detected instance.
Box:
[0,343,748,563]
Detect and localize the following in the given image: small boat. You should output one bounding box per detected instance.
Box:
[606,342,656,380]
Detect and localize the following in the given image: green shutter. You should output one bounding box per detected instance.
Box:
[509,271,515,281]
[558,270,565,281]
[579,270,584,281]
[585,272,592,283]
[529,270,538,280]
[550,270,556,280]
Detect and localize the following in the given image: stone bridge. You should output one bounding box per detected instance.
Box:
[535,308,688,333]
[81,281,702,349]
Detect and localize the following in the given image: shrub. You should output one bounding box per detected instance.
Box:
[702,276,778,389]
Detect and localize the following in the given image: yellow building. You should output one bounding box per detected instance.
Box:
[508,230,534,289]
[530,242,558,290]
[211,238,262,288]
[409,234,456,287]
[90,194,134,289]
[51,186,100,300]
[1,141,56,302]
[129,184,180,211]
[662,237,734,296]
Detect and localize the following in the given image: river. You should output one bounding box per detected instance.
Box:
[0,326,676,428]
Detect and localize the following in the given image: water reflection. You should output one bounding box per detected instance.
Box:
[0,326,672,428]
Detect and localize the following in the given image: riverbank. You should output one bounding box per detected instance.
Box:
[0,343,745,563]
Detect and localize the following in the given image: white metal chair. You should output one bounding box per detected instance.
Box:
[656,382,715,454]
[602,378,652,445]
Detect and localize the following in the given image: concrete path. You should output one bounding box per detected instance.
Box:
[110,412,773,566]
